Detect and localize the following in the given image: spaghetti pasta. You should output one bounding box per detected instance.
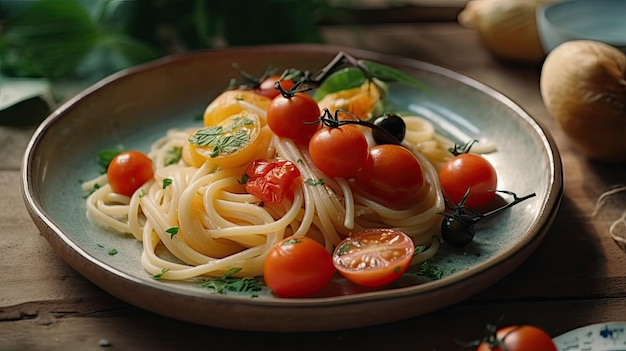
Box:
[82,94,458,282]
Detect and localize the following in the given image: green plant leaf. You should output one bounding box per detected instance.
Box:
[358,60,428,91]
[2,0,100,79]
[313,67,366,101]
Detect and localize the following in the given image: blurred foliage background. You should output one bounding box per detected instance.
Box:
[0,0,362,83]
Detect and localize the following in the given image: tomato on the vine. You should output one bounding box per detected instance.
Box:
[476,325,557,351]
[308,124,368,178]
[107,151,154,197]
[438,153,497,208]
[263,236,336,298]
[245,159,301,203]
[353,144,425,210]
[254,75,295,99]
[333,229,415,287]
[266,91,320,142]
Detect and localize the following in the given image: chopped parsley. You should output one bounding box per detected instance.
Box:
[200,267,262,296]
[164,146,182,166]
[152,268,169,280]
[96,145,124,174]
[305,178,324,186]
[138,189,147,198]
[238,173,249,184]
[162,178,173,189]
[188,116,254,158]
[416,261,444,280]
[108,248,118,256]
[83,183,100,198]
[166,227,179,239]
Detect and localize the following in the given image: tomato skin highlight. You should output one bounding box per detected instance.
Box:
[476,325,558,351]
[266,92,321,141]
[107,151,154,197]
[254,76,295,99]
[353,144,425,210]
[332,229,415,288]
[309,125,368,178]
[263,236,336,298]
[245,159,301,203]
[438,153,497,208]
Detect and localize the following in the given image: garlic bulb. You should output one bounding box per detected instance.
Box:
[458,0,557,63]
[540,40,626,162]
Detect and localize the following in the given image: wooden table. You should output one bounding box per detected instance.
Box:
[2,22,626,350]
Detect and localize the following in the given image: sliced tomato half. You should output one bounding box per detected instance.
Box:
[332,228,415,287]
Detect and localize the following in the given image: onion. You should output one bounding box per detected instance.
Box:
[458,0,557,63]
[540,40,626,162]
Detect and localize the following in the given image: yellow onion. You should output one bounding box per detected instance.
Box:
[540,40,626,162]
[458,0,557,63]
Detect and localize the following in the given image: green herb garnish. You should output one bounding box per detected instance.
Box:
[164,146,182,166]
[188,116,253,158]
[108,248,118,256]
[416,261,444,280]
[162,178,173,189]
[305,178,324,186]
[200,267,262,295]
[166,227,179,239]
[96,146,124,174]
[152,268,170,280]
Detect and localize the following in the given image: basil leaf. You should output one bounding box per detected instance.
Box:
[358,60,428,91]
[314,67,366,101]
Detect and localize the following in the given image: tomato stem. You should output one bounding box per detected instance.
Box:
[312,108,402,146]
[274,80,312,99]
[449,139,478,156]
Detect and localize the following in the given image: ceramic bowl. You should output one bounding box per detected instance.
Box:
[21,44,563,332]
[537,0,626,53]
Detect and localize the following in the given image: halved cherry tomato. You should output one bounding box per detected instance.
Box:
[476,325,557,351]
[254,75,295,99]
[266,91,320,142]
[203,89,271,127]
[353,144,425,210]
[332,229,415,287]
[308,124,368,178]
[263,236,336,298]
[186,110,269,169]
[438,153,497,208]
[317,81,381,120]
[107,151,154,197]
[245,159,301,203]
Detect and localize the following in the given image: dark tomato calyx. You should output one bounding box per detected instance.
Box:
[449,139,478,156]
[315,108,402,146]
[440,189,536,248]
[274,79,312,99]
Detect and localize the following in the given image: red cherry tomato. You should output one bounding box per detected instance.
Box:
[263,236,336,298]
[245,159,301,203]
[254,75,295,99]
[476,325,557,351]
[332,229,415,287]
[266,91,320,141]
[354,144,425,210]
[107,151,154,197]
[438,153,497,208]
[308,125,368,178]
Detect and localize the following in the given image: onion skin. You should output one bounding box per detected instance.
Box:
[540,40,626,162]
[458,0,556,64]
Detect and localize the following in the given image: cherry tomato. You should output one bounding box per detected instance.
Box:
[203,89,271,127]
[353,144,425,210]
[263,236,336,298]
[245,159,301,203]
[107,151,154,197]
[438,153,497,208]
[254,76,295,99]
[266,91,320,141]
[308,124,368,178]
[186,110,269,169]
[333,229,415,287]
[476,325,557,351]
